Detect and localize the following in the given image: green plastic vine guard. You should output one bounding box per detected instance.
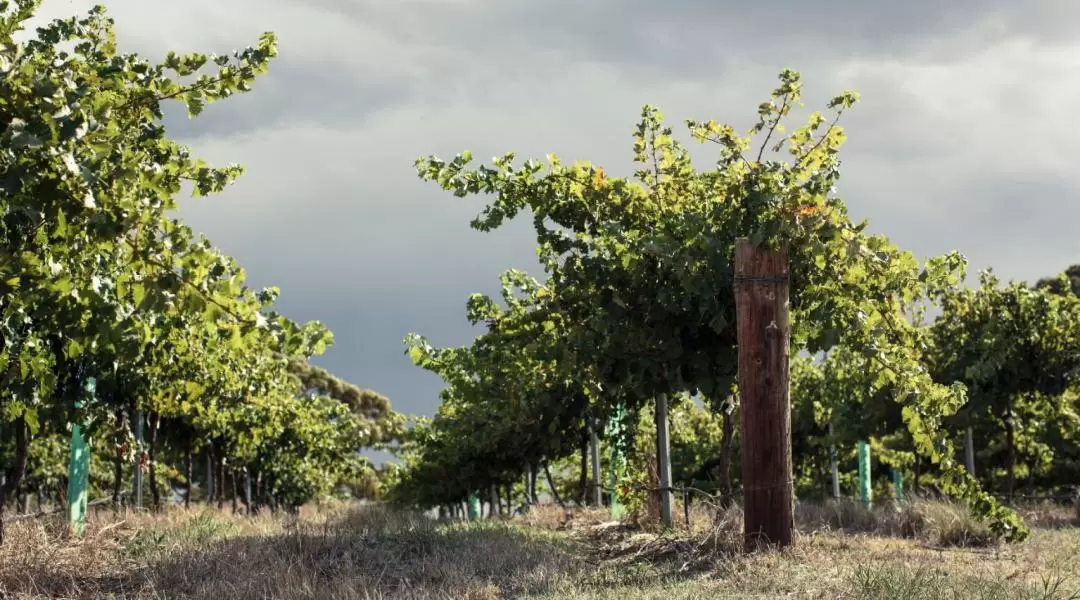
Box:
[857,440,871,509]
[67,377,94,536]
[466,494,481,521]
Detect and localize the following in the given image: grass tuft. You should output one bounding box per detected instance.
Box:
[795,497,997,547]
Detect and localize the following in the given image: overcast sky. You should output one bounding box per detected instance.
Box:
[32,0,1080,426]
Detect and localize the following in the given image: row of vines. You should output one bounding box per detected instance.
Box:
[4,0,1077,550]
[388,68,1080,545]
[0,1,405,540]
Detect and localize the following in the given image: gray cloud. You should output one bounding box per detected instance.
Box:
[305,0,1080,74]
[27,0,1080,448]
[161,60,417,139]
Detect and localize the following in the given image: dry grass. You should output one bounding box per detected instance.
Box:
[0,499,1076,599]
[795,497,1001,547]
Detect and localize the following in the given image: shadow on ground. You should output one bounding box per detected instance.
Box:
[0,505,710,599]
[2,502,1078,599]
[138,510,596,599]
[125,502,1080,599]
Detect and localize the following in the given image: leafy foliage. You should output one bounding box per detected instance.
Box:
[787,269,1080,506]
[0,1,401,525]
[927,271,1080,498]
[1035,264,1080,298]
[403,69,1031,541]
[391,270,595,508]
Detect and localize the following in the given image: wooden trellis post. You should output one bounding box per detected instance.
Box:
[655,393,673,527]
[133,411,143,509]
[734,237,794,550]
[589,423,602,507]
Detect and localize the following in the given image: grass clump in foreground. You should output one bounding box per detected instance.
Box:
[0,499,1076,599]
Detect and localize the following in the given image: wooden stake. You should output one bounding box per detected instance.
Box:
[655,393,673,527]
[829,422,840,499]
[589,423,602,507]
[734,237,793,550]
[964,426,976,477]
[133,411,143,509]
[205,449,214,503]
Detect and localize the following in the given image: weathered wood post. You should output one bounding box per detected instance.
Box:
[829,422,841,499]
[524,470,531,507]
[205,448,214,504]
[133,411,143,509]
[607,402,627,519]
[734,237,794,550]
[589,422,602,507]
[655,393,673,527]
[244,468,253,514]
[964,426,976,477]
